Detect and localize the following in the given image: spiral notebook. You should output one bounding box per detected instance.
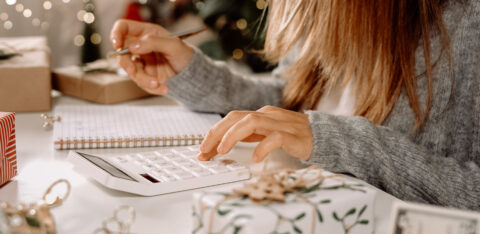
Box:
[53,105,221,150]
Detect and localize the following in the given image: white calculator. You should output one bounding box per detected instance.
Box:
[67,147,251,196]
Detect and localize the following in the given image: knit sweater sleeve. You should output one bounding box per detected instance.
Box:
[303,0,480,211]
[165,49,285,114]
[305,112,480,210]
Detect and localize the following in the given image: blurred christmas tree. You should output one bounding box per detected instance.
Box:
[80,0,101,64]
[191,0,271,72]
[125,0,271,72]
[124,0,191,25]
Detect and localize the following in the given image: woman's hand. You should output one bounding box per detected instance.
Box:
[110,19,194,95]
[198,106,313,162]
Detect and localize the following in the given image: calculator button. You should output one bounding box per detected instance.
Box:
[162,165,177,171]
[177,161,196,168]
[142,152,159,160]
[209,166,230,174]
[185,158,198,164]
[161,175,177,182]
[164,167,185,174]
[133,159,145,165]
[191,169,212,177]
[197,161,219,167]
[188,146,200,151]
[153,162,171,169]
[152,169,168,177]
[122,155,134,160]
[115,156,129,163]
[180,151,199,158]
[174,172,194,180]
[227,164,247,171]
[134,154,145,159]
[169,159,188,166]
[175,159,193,165]
[161,156,179,162]
[142,165,155,171]
[172,148,191,154]
[170,156,186,161]
[220,160,245,168]
[143,158,154,164]
[191,167,206,172]
[160,153,176,159]
[152,158,167,163]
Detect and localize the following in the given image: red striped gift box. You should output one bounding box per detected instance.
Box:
[0,112,16,186]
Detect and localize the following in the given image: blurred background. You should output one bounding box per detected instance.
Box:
[0,0,272,73]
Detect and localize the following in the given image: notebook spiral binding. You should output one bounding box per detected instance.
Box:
[54,134,205,150]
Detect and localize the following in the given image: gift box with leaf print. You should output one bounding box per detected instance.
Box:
[192,167,376,234]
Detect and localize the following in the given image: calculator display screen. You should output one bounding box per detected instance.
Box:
[77,152,136,182]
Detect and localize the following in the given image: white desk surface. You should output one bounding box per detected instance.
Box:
[0,95,398,234]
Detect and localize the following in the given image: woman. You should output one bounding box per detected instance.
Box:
[110,0,480,210]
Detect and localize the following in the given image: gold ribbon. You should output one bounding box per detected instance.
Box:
[0,179,71,234]
[40,113,61,130]
[0,41,50,56]
[93,205,136,234]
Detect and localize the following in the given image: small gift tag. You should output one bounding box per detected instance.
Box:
[387,201,480,234]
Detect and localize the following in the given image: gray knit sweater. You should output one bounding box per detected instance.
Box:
[166,0,480,210]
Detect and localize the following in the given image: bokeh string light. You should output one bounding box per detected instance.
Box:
[0,0,102,47]
[15,3,23,13]
[73,0,102,48]
[43,1,52,10]
[1,0,60,31]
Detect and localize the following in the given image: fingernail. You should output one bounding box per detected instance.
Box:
[252,154,258,162]
[217,144,226,154]
[160,85,168,94]
[150,80,159,88]
[254,154,263,162]
[200,144,206,152]
[133,43,140,49]
[126,66,134,74]
[112,38,117,45]
[197,154,206,161]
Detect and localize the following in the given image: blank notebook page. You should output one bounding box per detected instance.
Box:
[53,105,222,149]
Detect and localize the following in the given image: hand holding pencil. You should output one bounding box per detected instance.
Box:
[110,19,205,95]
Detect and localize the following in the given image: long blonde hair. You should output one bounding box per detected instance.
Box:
[264,0,451,130]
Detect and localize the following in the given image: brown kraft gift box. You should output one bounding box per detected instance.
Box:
[0,37,51,112]
[52,62,150,104]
